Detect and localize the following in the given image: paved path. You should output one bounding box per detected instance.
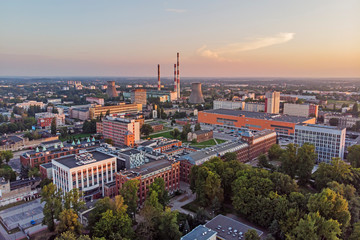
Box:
[170,182,196,216]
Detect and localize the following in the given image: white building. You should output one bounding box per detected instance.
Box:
[213,100,244,110]
[52,150,116,196]
[324,114,359,128]
[16,101,45,111]
[284,103,318,118]
[244,102,265,112]
[294,124,346,163]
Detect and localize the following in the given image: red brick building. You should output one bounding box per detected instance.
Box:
[115,159,180,205]
[20,141,100,168]
[187,130,213,143]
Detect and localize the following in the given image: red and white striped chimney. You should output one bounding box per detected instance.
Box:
[177,52,180,99]
[157,64,161,91]
[174,63,177,95]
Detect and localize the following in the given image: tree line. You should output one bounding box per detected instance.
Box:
[189,144,360,239]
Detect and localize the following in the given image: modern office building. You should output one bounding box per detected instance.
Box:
[52,150,117,196]
[89,103,142,119]
[284,103,319,118]
[294,124,346,163]
[131,89,147,107]
[265,91,280,114]
[96,116,140,147]
[198,109,315,135]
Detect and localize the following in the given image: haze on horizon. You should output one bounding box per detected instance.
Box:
[1,0,359,78]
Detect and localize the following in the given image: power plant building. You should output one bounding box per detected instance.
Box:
[189,83,205,104]
[106,81,118,98]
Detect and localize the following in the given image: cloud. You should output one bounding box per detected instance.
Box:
[197,33,295,61]
[165,8,187,13]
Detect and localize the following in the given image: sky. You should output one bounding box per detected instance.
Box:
[1,0,359,78]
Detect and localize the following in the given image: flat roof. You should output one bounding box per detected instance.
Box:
[53,150,114,169]
[205,215,263,240]
[120,159,173,178]
[203,109,313,123]
[181,225,217,240]
[40,162,52,169]
[296,123,346,130]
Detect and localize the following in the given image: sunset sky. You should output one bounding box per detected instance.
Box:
[1,0,359,77]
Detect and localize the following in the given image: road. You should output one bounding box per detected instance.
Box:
[7,150,28,174]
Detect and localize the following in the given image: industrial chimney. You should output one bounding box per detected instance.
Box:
[189,83,205,104]
[106,81,118,98]
[177,52,180,99]
[157,64,161,91]
[174,64,177,98]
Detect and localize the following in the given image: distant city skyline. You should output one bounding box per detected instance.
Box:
[1,0,359,77]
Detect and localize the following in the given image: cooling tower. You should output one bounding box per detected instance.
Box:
[106,81,118,98]
[189,83,205,104]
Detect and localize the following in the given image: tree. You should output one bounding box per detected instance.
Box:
[348,145,360,168]
[0,150,13,164]
[353,103,359,116]
[141,124,154,137]
[244,229,260,240]
[291,212,341,240]
[156,208,182,240]
[92,196,133,239]
[257,154,271,169]
[349,221,360,240]
[88,197,112,233]
[41,183,63,231]
[104,138,114,145]
[307,188,351,229]
[57,209,82,234]
[120,179,139,220]
[28,167,40,178]
[313,158,353,190]
[329,118,339,126]
[194,123,201,131]
[51,118,57,135]
[169,128,180,139]
[296,143,316,185]
[223,152,237,162]
[204,171,224,205]
[63,188,86,215]
[148,178,169,207]
[268,144,284,161]
[280,144,298,178]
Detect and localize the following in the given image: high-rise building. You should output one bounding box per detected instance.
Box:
[294,124,346,163]
[265,91,280,114]
[106,81,118,98]
[131,89,147,107]
[96,116,140,147]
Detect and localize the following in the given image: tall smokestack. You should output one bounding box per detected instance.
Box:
[177,52,180,99]
[174,64,177,95]
[157,64,161,91]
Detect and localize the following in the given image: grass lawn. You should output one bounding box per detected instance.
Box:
[327,99,355,105]
[59,133,93,142]
[181,200,202,213]
[190,139,227,148]
[146,131,174,139]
